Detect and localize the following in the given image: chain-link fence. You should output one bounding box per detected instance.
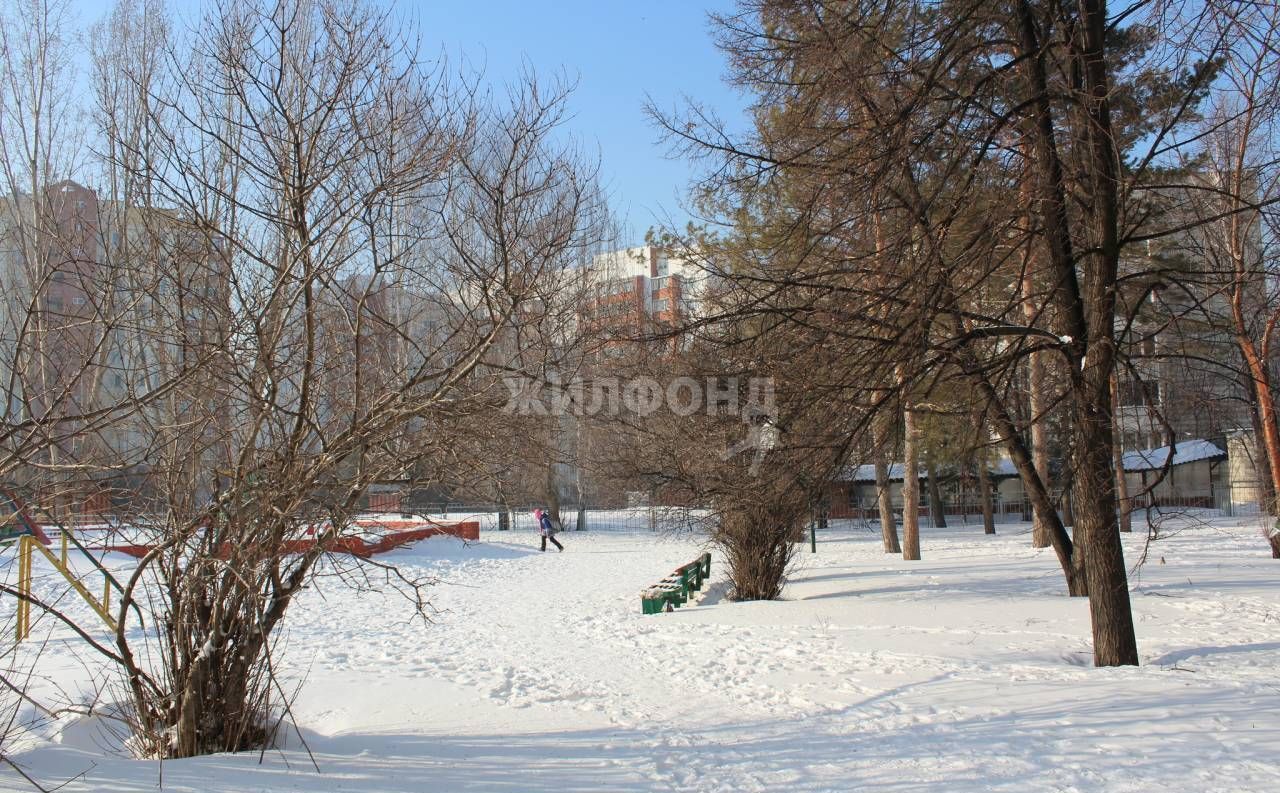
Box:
[834,498,1033,527]
[1213,482,1266,517]
[393,502,713,535]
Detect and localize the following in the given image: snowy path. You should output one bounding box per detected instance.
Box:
[3,517,1279,791]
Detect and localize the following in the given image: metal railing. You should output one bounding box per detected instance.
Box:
[832,500,1032,526]
[15,533,120,641]
[8,495,142,642]
[396,502,713,535]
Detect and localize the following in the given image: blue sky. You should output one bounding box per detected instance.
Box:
[421,0,749,239]
[68,0,752,243]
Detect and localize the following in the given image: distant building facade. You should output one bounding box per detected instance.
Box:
[580,246,706,344]
[1,180,234,515]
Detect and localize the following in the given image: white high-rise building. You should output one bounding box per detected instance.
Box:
[583,245,705,330]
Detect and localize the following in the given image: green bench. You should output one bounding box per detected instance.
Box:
[641,552,711,614]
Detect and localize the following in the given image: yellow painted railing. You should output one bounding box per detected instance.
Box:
[14,533,118,642]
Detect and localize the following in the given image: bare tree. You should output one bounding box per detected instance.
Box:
[0,0,198,780]
[8,0,611,760]
[0,0,97,490]
[650,0,1250,666]
[1171,1,1280,557]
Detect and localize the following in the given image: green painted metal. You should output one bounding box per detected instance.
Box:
[641,553,712,614]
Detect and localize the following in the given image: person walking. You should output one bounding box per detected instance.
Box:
[533,508,564,552]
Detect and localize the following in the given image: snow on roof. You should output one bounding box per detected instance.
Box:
[840,441,1224,483]
[844,463,905,483]
[1121,439,1226,472]
[991,458,1019,478]
[843,458,1020,483]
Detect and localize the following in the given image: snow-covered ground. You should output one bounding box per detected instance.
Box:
[2,513,1278,791]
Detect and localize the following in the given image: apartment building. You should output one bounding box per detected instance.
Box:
[0,181,105,419]
[581,246,706,341]
[1,180,234,513]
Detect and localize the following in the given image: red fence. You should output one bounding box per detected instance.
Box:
[96,519,479,559]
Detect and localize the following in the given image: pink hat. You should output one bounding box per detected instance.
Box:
[532,508,543,517]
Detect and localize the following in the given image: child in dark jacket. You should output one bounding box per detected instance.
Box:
[533,508,564,552]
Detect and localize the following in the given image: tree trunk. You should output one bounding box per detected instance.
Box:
[1018,136,1053,551]
[1066,478,1086,594]
[1071,0,1139,666]
[1065,407,1089,594]
[1239,344,1280,514]
[1061,470,1075,528]
[1074,382,1138,666]
[874,411,901,553]
[1024,311,1052,547]
[926,459,946,529]
[901,394,921,561]
[967,369,1085,595]
[1242,358,1280,559]
[1111,374,1132,532]
[1249,405,1277,515]
[976,458,995,535]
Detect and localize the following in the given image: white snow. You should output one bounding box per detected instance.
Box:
[2,513,1278,792]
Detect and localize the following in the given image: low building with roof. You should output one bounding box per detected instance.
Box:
[827,438,1240,525]
[1119,439,1229,511]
